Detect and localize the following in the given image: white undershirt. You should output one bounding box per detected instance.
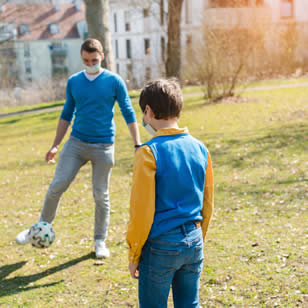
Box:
[83,69,104,81]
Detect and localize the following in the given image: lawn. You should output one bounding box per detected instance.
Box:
[0,82,307,307]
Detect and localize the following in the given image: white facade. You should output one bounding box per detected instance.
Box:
[0,2,86,87]
[1,0,308,88]
[12,39,83,83]
[109,0,206,88]
[109,0,308,88]
[264,0,308,22]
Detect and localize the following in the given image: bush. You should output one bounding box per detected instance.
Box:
[184,13,306,101]
[0,78,66,108]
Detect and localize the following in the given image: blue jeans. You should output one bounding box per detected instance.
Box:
[138,221,204,308]
[40,136,114,240]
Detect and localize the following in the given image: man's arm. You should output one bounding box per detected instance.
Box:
[115,76,140,146]
[45,119,70,163]
[46,76,75,163]
[128,122,141,148]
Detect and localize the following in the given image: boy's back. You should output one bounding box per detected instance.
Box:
[127,78,214,308]
[143,129,209,239]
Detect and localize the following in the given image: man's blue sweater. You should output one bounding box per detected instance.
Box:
[60,70,136,143]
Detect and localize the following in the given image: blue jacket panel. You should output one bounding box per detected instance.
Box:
[145,133,208,239]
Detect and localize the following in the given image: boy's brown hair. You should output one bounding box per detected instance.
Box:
[80,38,104,54]
[139,79,183,120]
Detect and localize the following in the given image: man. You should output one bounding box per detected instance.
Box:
[16,38,141,258]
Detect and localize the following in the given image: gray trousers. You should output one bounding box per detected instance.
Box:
[40,136,114,240]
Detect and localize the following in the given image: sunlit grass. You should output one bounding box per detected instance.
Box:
[0,81,307,307]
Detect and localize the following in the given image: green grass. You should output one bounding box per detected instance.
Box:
[182,76,308,94]
[0,90,141,114]
[1,76,307,114]
[0,101,65,115]
[0,81,307,307]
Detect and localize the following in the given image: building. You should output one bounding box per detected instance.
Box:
[0,0,87,86]
[0,0,307,88]
[108,0,204,88]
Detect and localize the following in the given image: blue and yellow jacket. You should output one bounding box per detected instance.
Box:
[126,127,214,264]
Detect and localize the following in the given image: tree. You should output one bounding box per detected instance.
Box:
[84,0,114,71]
[184,19,265,101]
[129,0,185,79]
[165,0,184,78]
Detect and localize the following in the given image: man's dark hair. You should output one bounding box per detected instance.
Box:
[80,38,104,54]
[139,79,183,119]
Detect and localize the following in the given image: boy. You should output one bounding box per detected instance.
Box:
[126,79,214,307]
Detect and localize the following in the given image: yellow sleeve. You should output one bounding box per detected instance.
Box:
[201,150,214,240]
[126,145,156,264]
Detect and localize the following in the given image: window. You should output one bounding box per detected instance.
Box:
[75,0,81,12]
[126,39,131,59]
[280,0,293,18]
[51,42,63,49]
[127,63,133,80]
[115,39,119,58]
[116,63,120,74]
[256,0,264,6]
[24,43,30,57]
[185,0,192,24]
[48,23,60,35]
[76,20,88,39]
[143,8,149,18]
[161,36,166,62]
[160,0,164,26]
[186,34,192,48]
[186,34,193,59]
[124,11,131,31]
[18,24,30,36]
[25,59,31,74]
[144,38,150,55]
[114,13,118,32]
[210,0,249,7]
[145,67,151,82]
[52,55,66,66]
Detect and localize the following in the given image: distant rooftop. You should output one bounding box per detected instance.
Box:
[0,2,85,40]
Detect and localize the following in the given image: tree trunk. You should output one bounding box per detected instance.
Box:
[166,0,184,78]
[84,0,114,71]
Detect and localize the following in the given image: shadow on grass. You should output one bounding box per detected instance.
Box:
[0,102,64,119]
[0,252,95,297]
[209,123,307,169]
[0,109,60,126]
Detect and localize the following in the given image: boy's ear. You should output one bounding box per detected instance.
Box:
[145,105,154,118]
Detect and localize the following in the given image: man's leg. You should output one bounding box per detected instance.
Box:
[90,143,114,241]
[16,137,87,245]
[40,138,87,223]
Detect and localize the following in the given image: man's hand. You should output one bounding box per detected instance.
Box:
[45,146,58,163]
[129,262,139,279]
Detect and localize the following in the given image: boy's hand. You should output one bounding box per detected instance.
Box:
[129,262,139,279]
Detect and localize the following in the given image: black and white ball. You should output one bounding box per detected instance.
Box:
[29,222,55,248]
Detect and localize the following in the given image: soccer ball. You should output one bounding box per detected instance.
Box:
[29,221,55,248]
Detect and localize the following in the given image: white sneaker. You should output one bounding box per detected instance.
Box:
[16,229,30,245]
[95,240,110,258]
